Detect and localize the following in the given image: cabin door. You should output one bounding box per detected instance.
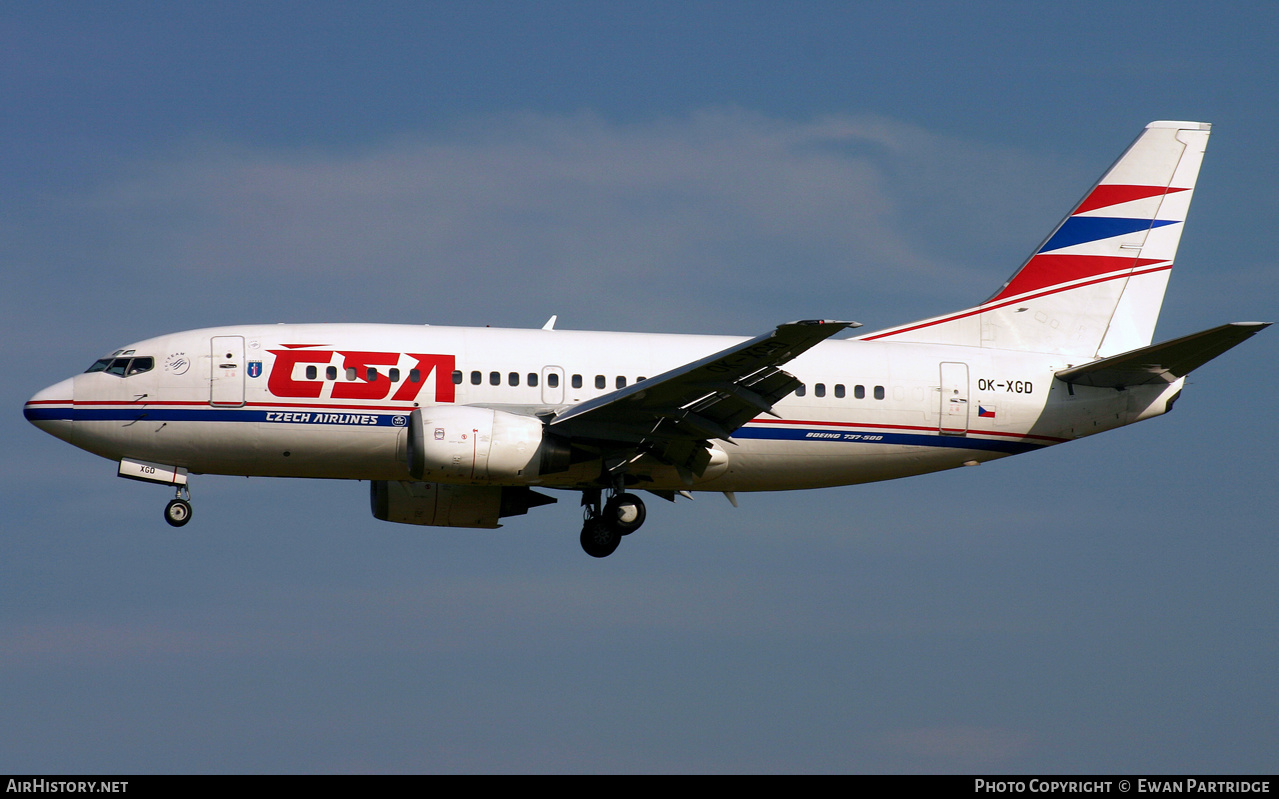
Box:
[210,336,246,407]
[939,361,969,435]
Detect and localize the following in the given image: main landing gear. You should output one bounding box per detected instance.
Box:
[579,489,647,558]
[164,485,193,527]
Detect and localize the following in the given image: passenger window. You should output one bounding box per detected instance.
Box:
[834,384,845,398]
[509,372,519,386]
[306,365,318,380]
[595,375,606,389]
[345,367,357,381]
[389,368,400,382]
[366,368,378,382]
[874,385,885,400]
[528,373,538,387]
[327,366,338,381]
[854,385,865,399]
[815,383,826,398]
[616,376,627,389]
[572,374,583,389]
[411,369,422,383]
[470,371,482,385]
[547,373,559,388]
[795,384,806,397]
[489,371,500,386]
[451,370,461,385]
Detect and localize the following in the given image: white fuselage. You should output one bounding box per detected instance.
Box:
[25,323,1184,494]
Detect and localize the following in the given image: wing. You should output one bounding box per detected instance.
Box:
[549,319,857,482]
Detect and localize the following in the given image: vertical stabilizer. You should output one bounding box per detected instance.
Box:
[863,121,1211,357]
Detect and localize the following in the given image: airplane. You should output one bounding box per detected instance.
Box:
[24,120,1268,558]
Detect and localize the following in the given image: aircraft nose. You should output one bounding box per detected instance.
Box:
[24,377,76,442]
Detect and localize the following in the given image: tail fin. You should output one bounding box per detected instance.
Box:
[863,121,1212,358]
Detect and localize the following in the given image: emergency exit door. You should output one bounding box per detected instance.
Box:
[541,366,565,404]
[210,336,246,407]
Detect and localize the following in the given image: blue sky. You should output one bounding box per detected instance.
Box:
[4,2,1277,773]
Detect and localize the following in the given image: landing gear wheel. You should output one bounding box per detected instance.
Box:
[580,518,621,558]
[164,498,193,527]
[604,492,646,535]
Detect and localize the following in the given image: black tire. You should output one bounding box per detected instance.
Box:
[164,499,193,527]
[604,492,646,535]
[580,518,621,558]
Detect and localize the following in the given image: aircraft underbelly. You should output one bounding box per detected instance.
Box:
[698,438,1011,492]
[81,417,409,480]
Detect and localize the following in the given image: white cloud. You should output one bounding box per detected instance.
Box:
[50,110,1066,336]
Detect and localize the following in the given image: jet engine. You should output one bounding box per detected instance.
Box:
[406,406,571,484]
[371,480,557,529]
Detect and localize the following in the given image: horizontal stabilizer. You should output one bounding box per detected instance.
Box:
[1055,322,1269,389]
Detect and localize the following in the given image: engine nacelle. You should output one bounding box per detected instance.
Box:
[371,480,557,528]
[406,406,570,484]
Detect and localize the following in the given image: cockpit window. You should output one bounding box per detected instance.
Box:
[85,356,154,378]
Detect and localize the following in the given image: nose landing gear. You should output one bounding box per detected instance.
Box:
[579,490,647,558]
[117,459,193,528]
[164,485,193,527]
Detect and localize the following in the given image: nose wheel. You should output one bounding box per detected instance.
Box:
[579,490,646,557]
[164,486,193,527]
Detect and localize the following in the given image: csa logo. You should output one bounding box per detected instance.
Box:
[247,361,263,378]
[267,347,456,403]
